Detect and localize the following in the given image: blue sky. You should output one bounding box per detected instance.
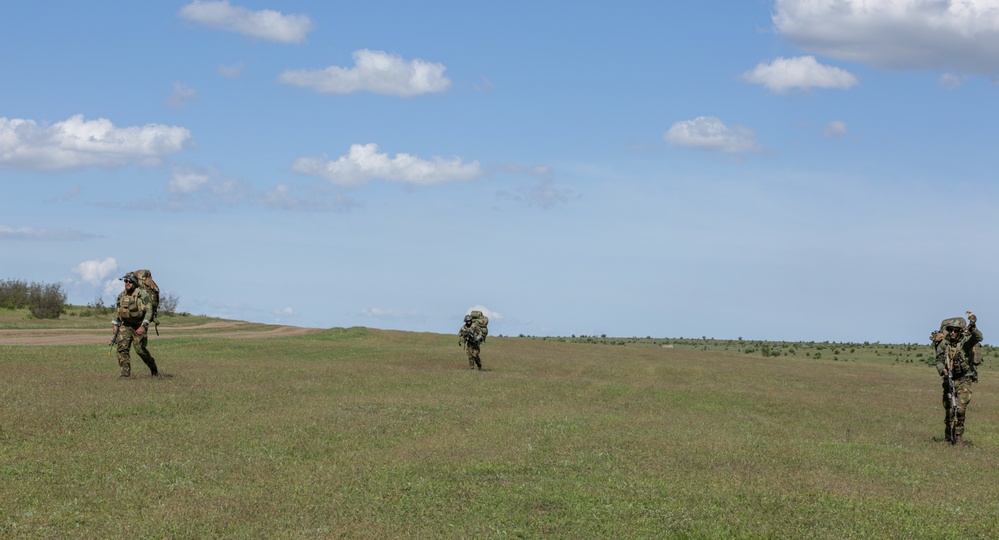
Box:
[3,0,997,343]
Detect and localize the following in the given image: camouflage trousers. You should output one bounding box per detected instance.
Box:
[117,325,157,377]
[465,342,481,370]
[942,377,973,438]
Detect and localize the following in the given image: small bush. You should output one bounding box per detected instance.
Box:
[28,283,66,319]
[0,279,31,309]
[159,292,180,316]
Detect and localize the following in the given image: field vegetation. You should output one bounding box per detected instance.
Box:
[2,308,997,538]
[0,279,67,319]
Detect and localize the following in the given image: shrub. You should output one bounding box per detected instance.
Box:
[2,279,66,318]
[159,292,180,316]
[83,296,112,317]
[28,283,66,319]
[0,279,31,309]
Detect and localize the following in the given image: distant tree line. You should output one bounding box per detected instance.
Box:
[0,279,67,319]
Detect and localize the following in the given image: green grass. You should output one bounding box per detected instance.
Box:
[0,306,229,330]
[2,319,998,538]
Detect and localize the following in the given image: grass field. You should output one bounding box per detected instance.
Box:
[2,310,997,538]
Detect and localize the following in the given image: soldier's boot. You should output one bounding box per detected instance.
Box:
[953,422,966,446]
[140,355,159,377]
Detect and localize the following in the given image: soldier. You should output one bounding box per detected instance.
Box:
[112,272,159,378]
[459,315,484,370]
[933,311,983,445]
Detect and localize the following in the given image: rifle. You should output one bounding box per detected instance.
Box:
[458,326,479,347]
[108,324,120,357]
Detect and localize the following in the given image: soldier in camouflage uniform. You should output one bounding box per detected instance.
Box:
[933,312,983,445]
[459,315,484,370]
[112,272,159,378]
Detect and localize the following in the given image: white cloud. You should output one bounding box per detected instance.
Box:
[73,257,118,286]
[103,278,123,299]
[742,56,858,92]
[168,169,211,194]
[178,0,314,44]
[166,81,199,109]
[0,115,192,171]
[163,168,253,210]
[823,120,848,138]
[467,305,502,321]
[663,116,760,153]
[291,143,483,187]
[278,49,451,97]
[273,306,296,316]
[0,225,97,241]
[774,0,999,75]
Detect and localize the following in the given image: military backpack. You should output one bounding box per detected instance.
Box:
[468,310,489,342]
[133,269,160,325]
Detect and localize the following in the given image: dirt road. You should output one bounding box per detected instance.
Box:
[0,321,325,346]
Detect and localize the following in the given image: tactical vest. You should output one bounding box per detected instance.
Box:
[117,291,146,322]
[946,342,972,378]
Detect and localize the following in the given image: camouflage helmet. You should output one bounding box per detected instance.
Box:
[464,315,473,323]
[122,272,138,285]
[940,317,966,332]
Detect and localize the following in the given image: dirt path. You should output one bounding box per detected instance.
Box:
[0,321,325,346]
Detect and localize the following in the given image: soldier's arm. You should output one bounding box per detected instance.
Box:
[935,344,947,376]
[968,325,983,347]
[139,290,153,326]
[111,294,122,327]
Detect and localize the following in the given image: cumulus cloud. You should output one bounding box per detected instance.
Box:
[0,225,97,241]
[0,115,192,171]
[823,120,848,138]
[742,56,858,92]
[278,49,451,96]
[178,0,314,43]
[72,257,118,286]
[166,81,199,109]
[291,143,483,187]
[663,116,760,153]
[167,169,211,194]
[103,278,124,298]
[773,0,999,75]
[467,305,502,321]
[163,166,253,210]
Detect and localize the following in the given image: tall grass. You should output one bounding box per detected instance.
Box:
[2,327,997,538]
